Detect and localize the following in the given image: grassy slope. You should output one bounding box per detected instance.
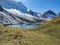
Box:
[29,17,60,39]
[0,17,60,45]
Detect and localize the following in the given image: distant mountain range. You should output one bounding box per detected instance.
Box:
[0,0,59,25]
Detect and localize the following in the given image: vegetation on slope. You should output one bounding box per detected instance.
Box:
[29,17,60,39]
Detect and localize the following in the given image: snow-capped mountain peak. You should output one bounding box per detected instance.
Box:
[43,10,57,19]
[0,0,28,13]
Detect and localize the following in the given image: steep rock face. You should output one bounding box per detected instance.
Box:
[43,10,57,19]
[28,10,39,18]
[0,0,28,13]
[0,6,4,11]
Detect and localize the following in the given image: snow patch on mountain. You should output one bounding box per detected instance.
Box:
[5,8,37,21]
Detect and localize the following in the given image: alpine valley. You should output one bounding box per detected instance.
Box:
[0,0,60,45]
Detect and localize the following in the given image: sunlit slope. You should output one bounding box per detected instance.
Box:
[0,26,60,45]
[30,17,60,39]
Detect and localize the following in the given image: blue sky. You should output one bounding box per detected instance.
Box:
[15,0,60,13]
